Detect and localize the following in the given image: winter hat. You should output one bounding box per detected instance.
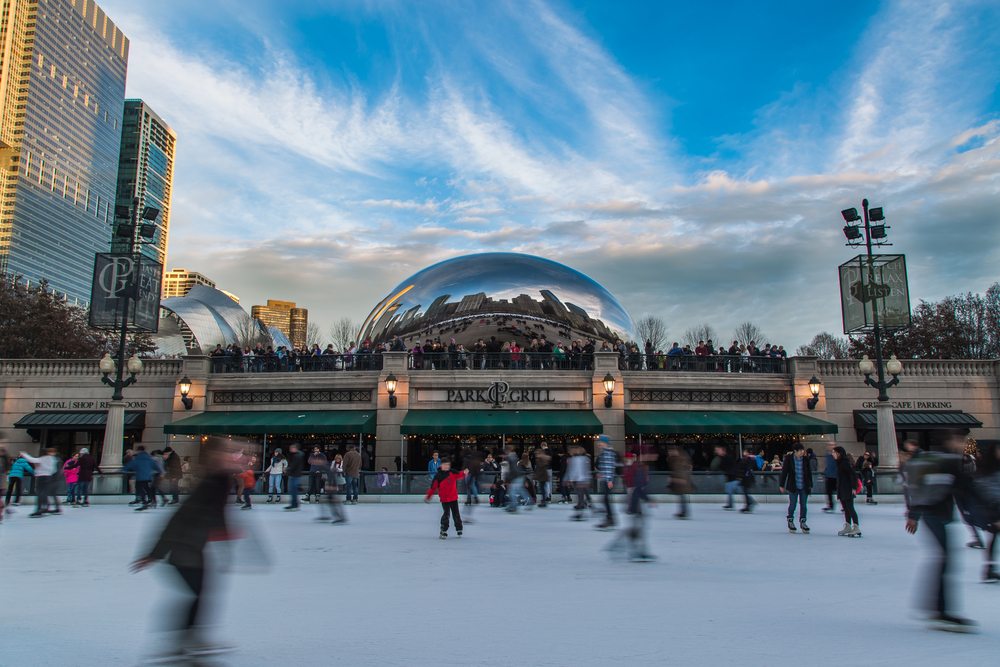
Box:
[792,443,804,451]
[80,447,89,454]
[597,434,611,445]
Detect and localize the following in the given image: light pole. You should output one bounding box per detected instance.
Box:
[98,198,159,471]
[841,199,902,469]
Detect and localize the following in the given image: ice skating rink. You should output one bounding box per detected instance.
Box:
[3,500,998,666]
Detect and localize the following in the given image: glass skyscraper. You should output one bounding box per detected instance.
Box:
[0,0,128,304]
[113,99,175,268]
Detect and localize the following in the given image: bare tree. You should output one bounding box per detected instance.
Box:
[234,312,268,349]
[306,322,322,347]
[634,315,667,351]
[796,332,849,359]
[683,323,717,348]
[732,321,766,348]
[329,317,357,352]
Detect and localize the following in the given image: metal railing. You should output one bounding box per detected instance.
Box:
[408,351,594,371]
[10,470,901,498]
[209,353,384,374]
[631,354,787,374]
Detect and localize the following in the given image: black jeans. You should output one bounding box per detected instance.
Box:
[841,495,859,524]
[922,515,951,615]
[136,480,153,506]
[440,501,462,532]
[825,478,837,507]
[601,481,615,524]
[172,564,205,632]
[5,477,23,504]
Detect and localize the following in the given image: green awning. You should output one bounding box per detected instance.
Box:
[164,411,376,435]
[625,410,838,435]
[14,411,145,430]
[400,410,603,435]
[854,410,981,430]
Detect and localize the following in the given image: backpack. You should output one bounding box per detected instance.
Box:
[904,453,959,510]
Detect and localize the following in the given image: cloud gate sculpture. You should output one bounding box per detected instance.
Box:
[359,253,636,348]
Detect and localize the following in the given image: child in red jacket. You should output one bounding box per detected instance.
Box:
[238,467,256,510]
[425,460,468,539]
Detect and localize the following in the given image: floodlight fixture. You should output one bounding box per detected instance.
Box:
[141,206,160,221]
[841,208,861,223]
[115,205,131,219]
[115,224,135,238]
[139,223,157,239]
[870,225,887,239]
[843,225,862,241]
[868,207,884,222]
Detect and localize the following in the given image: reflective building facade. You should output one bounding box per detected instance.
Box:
[359,253,637,347]
[113,99,176,268]
[0,0,128,303]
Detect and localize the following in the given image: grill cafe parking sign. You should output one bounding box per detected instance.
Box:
[89,253,162,332]
[839,254,911,334]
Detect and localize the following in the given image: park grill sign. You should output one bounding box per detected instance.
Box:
[447,381,555,408]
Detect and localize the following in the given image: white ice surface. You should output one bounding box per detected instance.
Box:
[2,500,999,666]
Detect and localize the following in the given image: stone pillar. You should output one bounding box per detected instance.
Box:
[376,352,408,472]
[593,352,625,452]
[875,400,899,470]
[788,356,836,452]
[101,400,126,472]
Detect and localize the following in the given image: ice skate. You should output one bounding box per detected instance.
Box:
[982,567,999,583]
[847,524,862,537]
[837,523,851,536]
[456,529,462,537]
[629,552,657,563]
[967,540,985,549]
[929,614,978,633]
[265,496,273,503]
[439,531,447,540]
[787,517,797,532]
[799,519,810,534]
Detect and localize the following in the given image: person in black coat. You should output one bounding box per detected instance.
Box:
[832,446,860,536]
[284,443,305,510]
[132,440,234,658]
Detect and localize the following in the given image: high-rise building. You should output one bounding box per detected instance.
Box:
[162,268,214,298]
[251,299,309,349]
[113,99,175,267]
[0,0,129,304]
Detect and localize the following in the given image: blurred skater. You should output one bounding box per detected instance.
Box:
[21,448,61,517]
[738,450,757,513]
[595,435,617,529]
[62,453,80,505]
[822,443,838,512]
[131,440,236,660]
[565,446,591,521]
[6,454,32,507]
[533,444,551,508]
[956,440,1000,582]
[606,447,656,562]
[306,446,328,503]
[904,436,999,632]
[504,445,532,512]
[238,464,256,510]
[322,454,347,524]
[667,446,694,520]
[425,460,467,539]
[75,447,99,507]
[284,444,305,511]
[779,444,811,533]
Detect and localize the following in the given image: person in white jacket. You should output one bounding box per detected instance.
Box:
[264,450,287,503]
[21,448,60,517]
[565,446,592,521]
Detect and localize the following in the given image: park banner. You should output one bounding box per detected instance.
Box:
[839,254,911,334]
[89,253,162,333]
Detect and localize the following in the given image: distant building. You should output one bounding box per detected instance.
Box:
[219,289,240,304]
[0,0,129,304]
[162,268,215,298]
[251,299,309,349]
[113,100,176,268]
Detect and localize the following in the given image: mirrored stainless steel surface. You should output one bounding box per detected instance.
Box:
[359,253,636,348]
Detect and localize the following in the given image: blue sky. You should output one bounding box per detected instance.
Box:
[99,0,1000,348]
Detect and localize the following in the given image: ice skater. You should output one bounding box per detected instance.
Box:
[606,447,655,562]
[264,448,285,503]
[595,435,617,529]
[425,459,468,539]
[832,446,861,537]
[666,446,693,520]
[904,435,999,632]
[131,439,237,661]
[565,446,591,521]
[20,448,61,517]
[778,444,810,533]
[238,464,255,509]
[321,454,347,524]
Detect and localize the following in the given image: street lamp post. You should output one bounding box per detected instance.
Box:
[98,198,159,471]
[842,199,902,470]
